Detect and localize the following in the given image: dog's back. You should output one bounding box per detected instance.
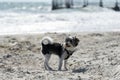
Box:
[41,37,63,57]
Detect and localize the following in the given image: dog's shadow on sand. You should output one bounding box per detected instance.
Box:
[72,68,88,73]
[45,68,88,73]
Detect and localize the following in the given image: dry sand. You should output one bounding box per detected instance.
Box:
[0,32,120,80]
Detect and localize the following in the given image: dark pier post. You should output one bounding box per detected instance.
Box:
[52,0,58,10]
[83,0,87,7]
[52,0,63,10]
[113,0,120,11]
[52,0,74,10]
[65,0,71,8]
[99,0,103,7]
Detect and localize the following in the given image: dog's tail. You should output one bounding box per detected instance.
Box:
[41,37,53,45]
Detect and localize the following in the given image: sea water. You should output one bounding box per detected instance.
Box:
[0,2,120,35]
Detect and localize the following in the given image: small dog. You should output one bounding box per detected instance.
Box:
[41,36,79,71]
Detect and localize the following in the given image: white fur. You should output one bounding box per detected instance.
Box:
[66,46,76,52]
[68,36,73,39]
[64,42,76,52]
[41,37,53,45]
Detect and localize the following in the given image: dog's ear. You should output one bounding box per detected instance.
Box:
[75,36,80,42]
[73,36,77,39]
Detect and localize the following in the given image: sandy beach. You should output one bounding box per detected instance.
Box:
[0,32,120,80]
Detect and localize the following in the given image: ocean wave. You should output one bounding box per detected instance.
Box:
[0,2,120,35]
[0,2,51,13]
[0,1,119,13]
[0,9,120,35]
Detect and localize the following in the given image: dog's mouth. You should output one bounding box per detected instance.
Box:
[66,43,71,47]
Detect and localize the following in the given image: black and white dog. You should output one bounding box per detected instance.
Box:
[41,36,79,71]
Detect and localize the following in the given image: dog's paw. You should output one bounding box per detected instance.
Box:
[45,67,53,71]
[48,67,53,71]
[58,68,62,71]
[64,68,68,71]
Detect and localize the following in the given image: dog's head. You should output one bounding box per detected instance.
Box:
[65,36,79,48]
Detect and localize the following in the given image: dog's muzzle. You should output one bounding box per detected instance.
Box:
[66,43,71,47]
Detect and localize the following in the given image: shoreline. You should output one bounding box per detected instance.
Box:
[0,31,120,36]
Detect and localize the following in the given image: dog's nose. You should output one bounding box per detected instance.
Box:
[66,43,68,46]
[66,42,69,45]
[66,43,71,47]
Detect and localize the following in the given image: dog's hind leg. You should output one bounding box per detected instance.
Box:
[44,54,53,70]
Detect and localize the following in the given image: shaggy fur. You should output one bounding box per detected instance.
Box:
[41,36,79,71]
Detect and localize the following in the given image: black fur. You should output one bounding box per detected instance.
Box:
[41,36,79,59]
[64,49,75,60]
[65,37,79,47]
[41,36,79,70]
[42,43,64,58]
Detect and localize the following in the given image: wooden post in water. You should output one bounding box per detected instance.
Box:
[65,0,71,8]
[83,0,87,7]
[99,0,103,7]
[52,0,63,10]
[52,0,74,10]
[52,0,58,10]
[113,0,120,11]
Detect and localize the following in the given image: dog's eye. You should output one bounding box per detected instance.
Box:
[70,40,72,42]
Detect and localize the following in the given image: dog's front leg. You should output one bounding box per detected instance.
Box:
[58,57,63,71]
[64,60,68,70]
